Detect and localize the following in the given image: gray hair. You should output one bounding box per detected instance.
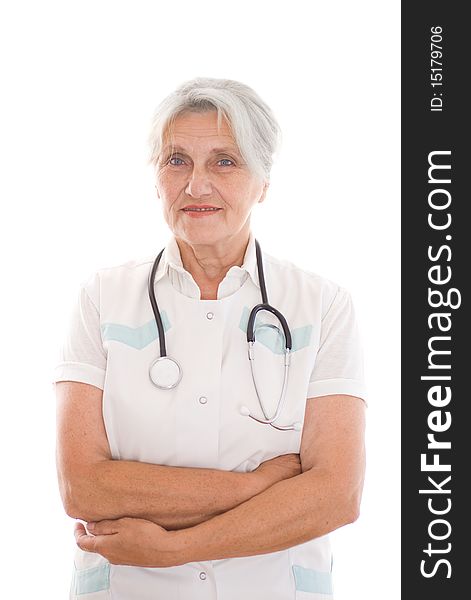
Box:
[148,77,281,181]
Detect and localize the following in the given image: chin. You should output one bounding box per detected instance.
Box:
[188,236,222,248]
[179,228,226,247]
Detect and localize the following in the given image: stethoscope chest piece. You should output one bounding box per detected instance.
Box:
[149,356,182,389]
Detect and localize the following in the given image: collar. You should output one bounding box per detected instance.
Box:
[151,230,260,290]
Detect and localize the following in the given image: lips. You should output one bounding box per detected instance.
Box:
[182,205,222,212]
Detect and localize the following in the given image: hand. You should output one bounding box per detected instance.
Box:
[74,517,187,567]
[254,453,302,490]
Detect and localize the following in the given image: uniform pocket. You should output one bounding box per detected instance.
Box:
[70,548,111,599]
[292,564,333,599]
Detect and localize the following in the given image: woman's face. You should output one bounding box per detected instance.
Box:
[155,110,267,248]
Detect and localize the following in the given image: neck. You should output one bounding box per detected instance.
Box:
[175,229,251,295]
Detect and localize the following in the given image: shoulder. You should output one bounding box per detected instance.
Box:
[262,250,348,319]
[79,255,154,306]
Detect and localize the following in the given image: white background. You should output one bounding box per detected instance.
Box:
[1,1,400,598]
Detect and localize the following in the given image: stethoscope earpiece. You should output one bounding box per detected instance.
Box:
[239,405,301,431]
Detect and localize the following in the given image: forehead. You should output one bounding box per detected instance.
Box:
[163,111,238,152]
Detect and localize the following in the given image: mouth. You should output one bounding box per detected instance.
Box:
[181,205,223,217]
[182,205,222,212]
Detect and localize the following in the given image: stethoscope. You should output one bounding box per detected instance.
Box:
[147,239,302,431]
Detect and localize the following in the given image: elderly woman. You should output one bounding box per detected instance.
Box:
[54,77,366,600]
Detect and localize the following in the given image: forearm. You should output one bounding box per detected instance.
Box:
[67,460,262,529]
[176,468,362,561]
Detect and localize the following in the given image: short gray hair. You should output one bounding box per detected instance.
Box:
[148,77,281,181]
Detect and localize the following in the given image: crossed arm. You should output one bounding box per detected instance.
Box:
[55,381,365,567]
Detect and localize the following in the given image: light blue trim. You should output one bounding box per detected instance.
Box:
[73,563,110,595]
[101,312,171,349]
[292,565,333,595]
[239,307,313,354]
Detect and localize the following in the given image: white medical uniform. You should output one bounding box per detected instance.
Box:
[53,231,367,600]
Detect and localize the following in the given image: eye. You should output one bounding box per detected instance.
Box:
[218,158,235,167]
[168,156,185,166]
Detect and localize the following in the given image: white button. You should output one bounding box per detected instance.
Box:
[199,396,208,404]
[199,571,207,580]
[206,312,214,320]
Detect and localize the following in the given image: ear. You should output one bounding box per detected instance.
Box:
[154,172,160,200]
[153,164,162,199]
[258,181,269,204]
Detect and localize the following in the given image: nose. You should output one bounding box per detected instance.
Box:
[185,165,213,198]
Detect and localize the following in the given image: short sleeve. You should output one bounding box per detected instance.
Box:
[307,286,367,402]
[52,274,107,390]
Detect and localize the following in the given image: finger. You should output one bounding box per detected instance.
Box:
[87,519,121,536]
[74,521,97,553]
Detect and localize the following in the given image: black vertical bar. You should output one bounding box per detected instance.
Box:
[402,2,468,598]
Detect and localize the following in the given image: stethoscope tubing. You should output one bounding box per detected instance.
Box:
[147,238,300,430]
[148,248,166,357]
